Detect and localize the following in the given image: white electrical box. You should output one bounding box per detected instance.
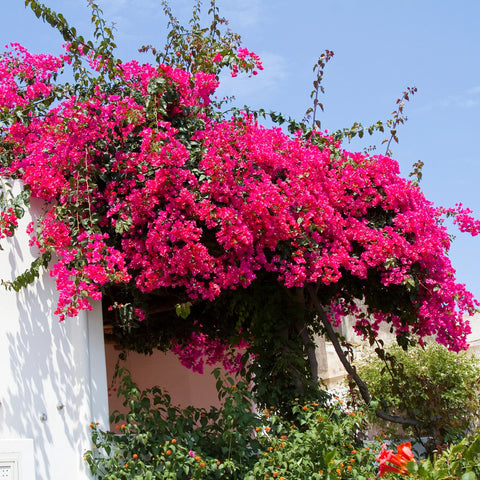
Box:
[0,441,34,480]
[0,453,19,480]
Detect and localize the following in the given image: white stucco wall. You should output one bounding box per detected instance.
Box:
[0,195,109,479]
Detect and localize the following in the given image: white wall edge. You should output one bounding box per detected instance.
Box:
[87,301,109,429]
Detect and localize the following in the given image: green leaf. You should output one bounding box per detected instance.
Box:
[175,302,192,319]
[324,450,335,465]
[406,460,418,474]
[466,435,480,458]
[147,76,167,95]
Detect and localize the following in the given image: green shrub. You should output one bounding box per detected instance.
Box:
[352,342,480,450]
[246,402,379,480]
[84,369,380,479]
[410,432,480,480]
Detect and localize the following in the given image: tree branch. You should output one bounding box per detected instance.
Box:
[306,284,420,427]
[297,321,319,381]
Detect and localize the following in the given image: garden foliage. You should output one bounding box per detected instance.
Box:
[352,343,480,450]
[85,369,381,480]
[86,370,480,480]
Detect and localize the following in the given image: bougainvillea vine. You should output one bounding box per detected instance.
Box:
[1,1,479,388]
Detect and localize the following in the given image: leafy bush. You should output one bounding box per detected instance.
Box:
[410,433,480,480]
[84,369,380,479]
[352,343,480,450]
[380,434,480,480]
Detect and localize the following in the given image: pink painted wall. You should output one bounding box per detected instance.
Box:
[105,344,223,424]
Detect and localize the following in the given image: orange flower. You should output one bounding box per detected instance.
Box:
[121,424,125,430]
[132,454,138,459]
[217,460,221,465]
[377,442,416,477]
[166,450,172,456]
[124,463,129,468]
[195,455,201,461]
[347,465,352,471]
[171,439,177,444]
[200,462,206,467]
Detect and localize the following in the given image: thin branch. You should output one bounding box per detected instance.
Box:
[383,86,417,156]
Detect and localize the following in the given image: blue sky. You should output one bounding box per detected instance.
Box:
[2,1,480,300]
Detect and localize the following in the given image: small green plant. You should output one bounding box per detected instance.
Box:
[84,369,381,479]
[352,343,480,452]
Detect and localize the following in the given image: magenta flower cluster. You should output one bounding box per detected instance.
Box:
[0,207,18,243]
[230,47,263,77]
[171,331,248,375]
[0,43,62,110]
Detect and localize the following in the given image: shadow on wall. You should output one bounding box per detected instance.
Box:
[0,196,96,480]
[2,273,94,478]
